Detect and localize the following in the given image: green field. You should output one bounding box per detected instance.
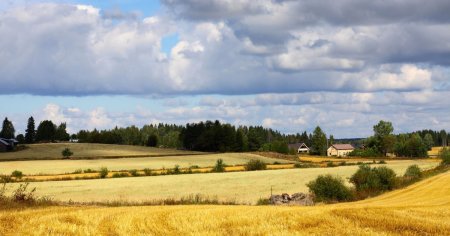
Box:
[0,143,200,161]
[16,160,437,204]
[0,153,291,175]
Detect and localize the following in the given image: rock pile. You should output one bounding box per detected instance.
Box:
[269,193,314,206]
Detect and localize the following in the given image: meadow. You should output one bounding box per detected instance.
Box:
[0,143,201,161]
[12,160,438,203]
[0,153,291,175]
[1,169,448,235]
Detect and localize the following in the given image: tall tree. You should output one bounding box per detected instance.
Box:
[311,126,327,156]
[55,123,70,141]
[373,120,395,156]
[0,117,15,139]
[25,116,36,143]
[423,133,434,150]
[36,120,56,142]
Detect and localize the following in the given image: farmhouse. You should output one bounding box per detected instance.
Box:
[288,143,310,154]
[327,144,354,157]
[0,138,18,152]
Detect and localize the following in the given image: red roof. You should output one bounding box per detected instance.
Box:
[331,144,354,150]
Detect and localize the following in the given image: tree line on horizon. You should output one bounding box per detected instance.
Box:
[1,117,449,158]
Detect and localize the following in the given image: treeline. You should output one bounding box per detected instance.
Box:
[353,121,449,158]
[76,124,183,148]
[0,117,69,143]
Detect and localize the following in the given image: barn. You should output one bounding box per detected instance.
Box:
[327,144,355,157]
[288,143,310,154]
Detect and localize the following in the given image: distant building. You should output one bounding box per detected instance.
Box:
[0,138,18,152]
[69,139,79,143]
[327,144,355,157]
[288,143,310,154]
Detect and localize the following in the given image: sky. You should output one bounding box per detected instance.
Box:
[0,0,450,138]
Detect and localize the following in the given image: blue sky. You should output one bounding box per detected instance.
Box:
[1,0,450,137]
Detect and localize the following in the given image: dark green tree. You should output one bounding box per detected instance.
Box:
[311,126,327,156]
[423,133,434,151]
[16,134,25,144]
[25,116,36,143]
[146,134,159,147]
[55,123,70,141]
[36,120,56,142]
[0,117,15,139]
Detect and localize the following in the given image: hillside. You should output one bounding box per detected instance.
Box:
[1,170,449,235]
[0,143,202,161]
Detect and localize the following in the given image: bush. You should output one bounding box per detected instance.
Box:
[245,159,267,171]
[83,168,95,173]
[212,159,226,172]
[378,160,386,164]
[61,148,73,159]
[172,165,181,174]
[404,165,422,180]
[0,175,13,183]
[72,169,82,174]
[439,147,450,165]
[307,175,353,202]
[350,165,396,194]
[99,167,108,178]
[129,169,139,177]
[12,183,36,202]
[112,172,129,178]
[326,162,335,167]
[349,148,381,157]
[143,168,152,176]
[11,170,23,179]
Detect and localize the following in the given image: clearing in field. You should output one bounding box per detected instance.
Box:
[1,169,449,235]
[0,143,201,161]
[13,160,437,203]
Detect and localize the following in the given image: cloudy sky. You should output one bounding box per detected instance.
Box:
[1,0,449,138]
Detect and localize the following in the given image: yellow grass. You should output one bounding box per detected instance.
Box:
[1,170,449,235]
[11,160,437,203]
[428,146,443,157]
[0,153,290,175]
[0,143,201,161]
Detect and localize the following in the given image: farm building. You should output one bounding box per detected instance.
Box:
[0,138,18,152]
[288,143,310,154]
[327,144,354,157]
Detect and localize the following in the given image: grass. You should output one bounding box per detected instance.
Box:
[9,160,437,203]
[428,146,444,157]
[0,143,202,161]
[0,153,291,175]
[0,170,449,235]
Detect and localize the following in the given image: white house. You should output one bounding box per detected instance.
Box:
[288,143,310,154]
[327,144,355,157]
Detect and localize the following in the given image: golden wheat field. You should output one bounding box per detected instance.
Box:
[9,160,437,203]
[1,170,449,235]
[0,152,289,175]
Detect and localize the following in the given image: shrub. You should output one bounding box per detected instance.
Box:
[11,170,23,179]
[326,162,335,167]
[72,169,82,174]
[378,160,386,164]
[99,167,108,178]
[273,161,281,165]
[245,159,267,171]
[129,169,139,177]
[173,165,181,174]
[212,159,226,172]
[12,183,36,202]
[404,165,422,180]
[61,148,73,159]
[439,147,450,165]
[83,168,95,173]
[307,175,353,202]
[293,163,302,168]
[190,165,200,169]
[350,165,396,194]
[339,161,347,166]
[349,148,381,157]
[112,172,129,178]
[0,175,13,183]
[143,168,152,176]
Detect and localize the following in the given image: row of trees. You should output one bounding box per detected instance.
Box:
[359,120,448,158]
[0,117,69,143]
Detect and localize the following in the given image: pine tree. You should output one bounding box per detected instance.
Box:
[0,117,15,139]
[25,116,36,143]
